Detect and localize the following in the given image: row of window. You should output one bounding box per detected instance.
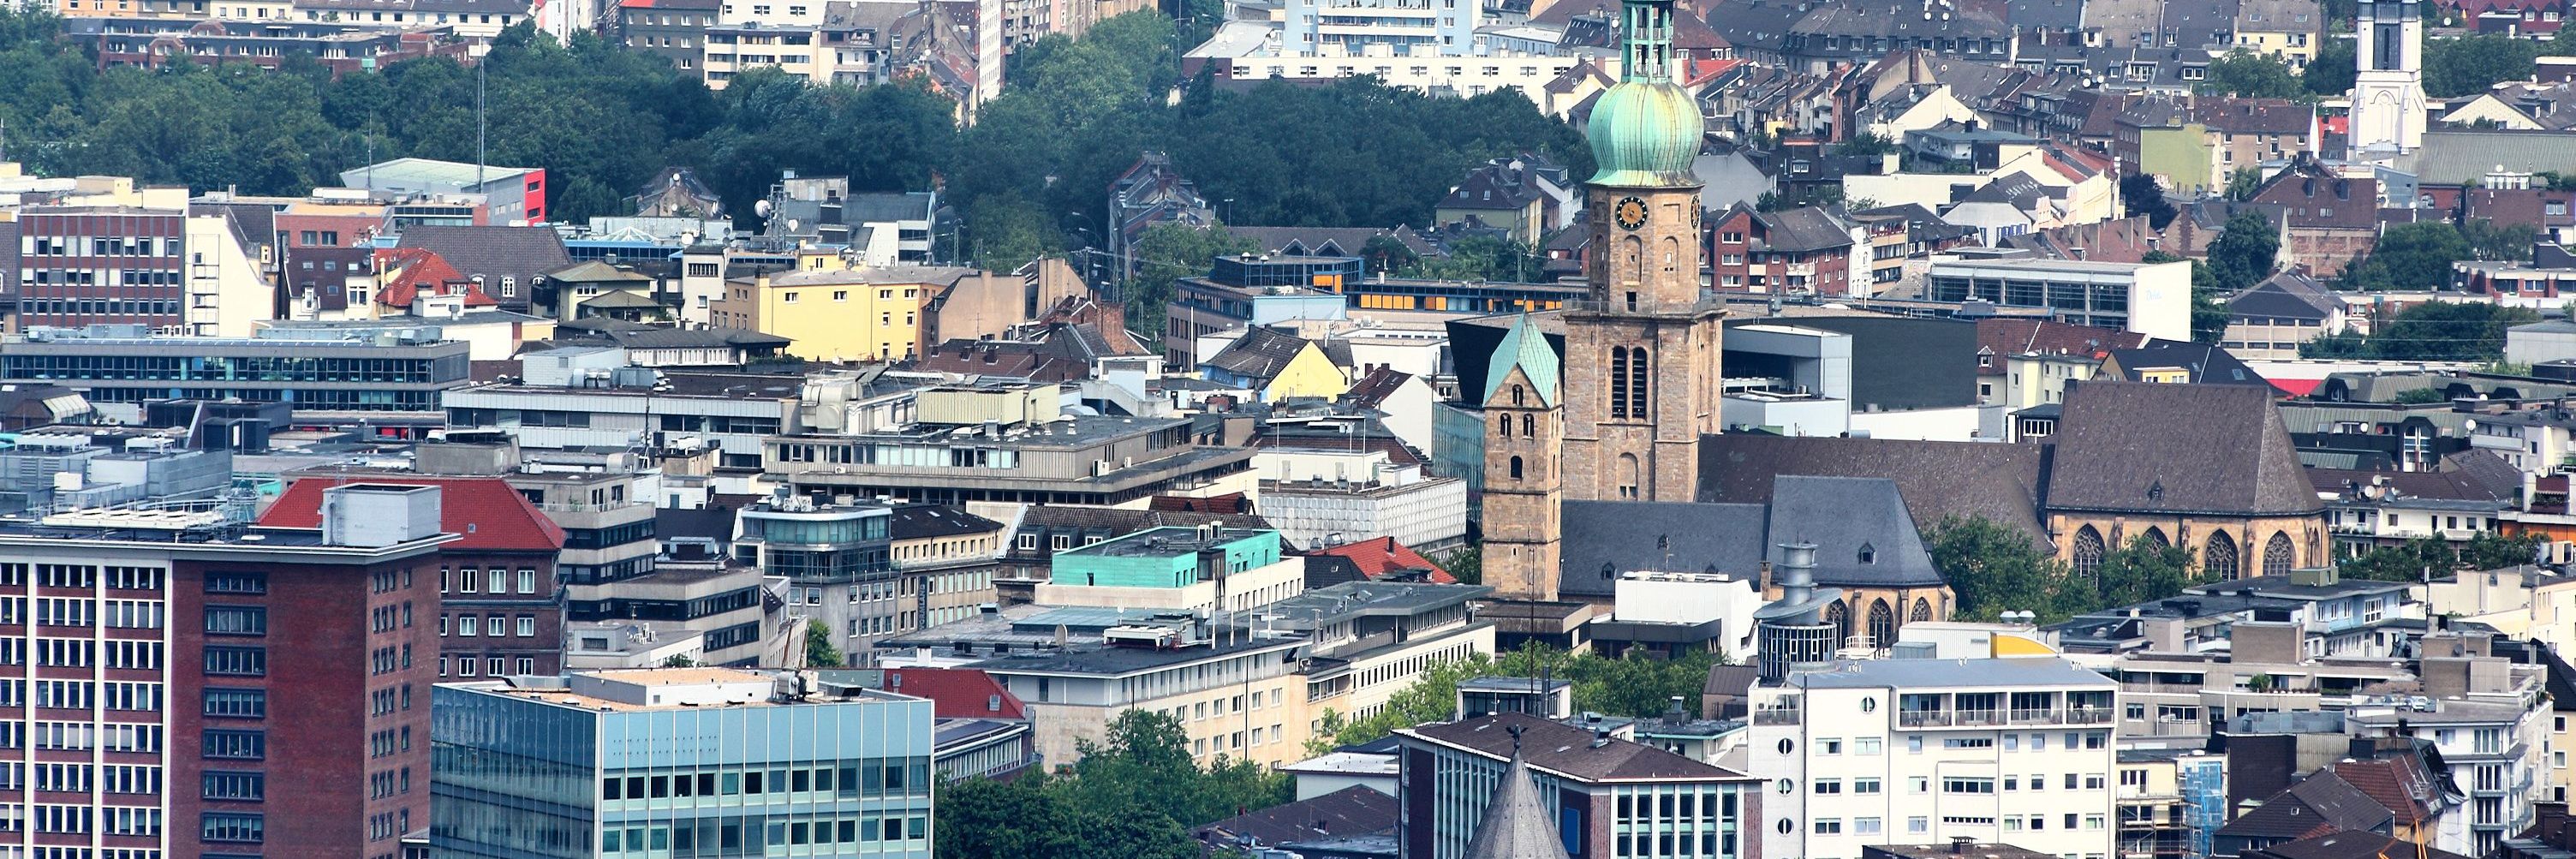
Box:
[601,760,931,802]
[443,614,540,637]
[601,814,925,855]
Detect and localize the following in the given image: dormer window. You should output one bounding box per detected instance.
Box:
[1857,543,1877,564]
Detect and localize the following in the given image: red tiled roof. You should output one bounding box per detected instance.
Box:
[373,248,498,309]
[1973,319,2155,375]
[2328,757,2440,827]
[258,476,566,551]
[881,668,1026,719]
[1311,536,1456,583]
[2270,378,2322,397]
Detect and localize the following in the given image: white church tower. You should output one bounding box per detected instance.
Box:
[2351,0,2428,153]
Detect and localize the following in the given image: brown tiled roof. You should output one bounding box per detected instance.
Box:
[1403,713,1754,783]
[1196,785,1398,847]
[1974,319,2154,375]
[2251,830,2471,859]
[2251,160,2380,230]
[2324,757,2439,828]
[2047,381,2323,516]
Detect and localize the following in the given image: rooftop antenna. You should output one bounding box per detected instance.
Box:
[475,57,488,193]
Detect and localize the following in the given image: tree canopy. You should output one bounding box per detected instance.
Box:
[2340,221,2472,291]
[2201,50,2310,100]
[937,709,1293,859]
[1308,645,1722,753]
[2301,300,2539,361]
[1924,516,2214,624]
[2424,35,2544,98]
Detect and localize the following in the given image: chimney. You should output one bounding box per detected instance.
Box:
[1951,836,1976,855]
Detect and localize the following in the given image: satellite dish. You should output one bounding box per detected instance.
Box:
[754,199,774,218]
[786,218,802,233]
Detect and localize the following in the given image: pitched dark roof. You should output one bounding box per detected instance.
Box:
[2047,381,2323,516]
[1558,501,1769,597]
[887,504,1002,540]
[396,225,572,303]
[1975,319,2155,374]
[1196,785,1398,849]
[2323,757,2440,831]
[1763,475,1946,588]
[2249,830,2471,859]
[2228,271,2340,322]
[1203,327,1318,379]
[2105,343,2269,385]
[1461,748,1570,859]
[1404,713,1753,783]
[2217,771,2394,839]
[1697,434,2051,547]
[1345,367,1416,409]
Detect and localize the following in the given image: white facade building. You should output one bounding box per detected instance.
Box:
[1747,658,2120,859]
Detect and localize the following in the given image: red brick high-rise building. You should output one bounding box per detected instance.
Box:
[0,483,451,859]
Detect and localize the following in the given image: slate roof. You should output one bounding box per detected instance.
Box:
[1345,367,1416,409]
[1487,314,1560,408]
[2228,271,2340,322]
[1204,327,1317,380]
[2216,771,2394,841]
[887,504,1002,540]
[1559,501,1769,597]
[259,476,567,551]
[1697,434,2051,546]
[1404,713,1752,783]
[2305,462,2516,503]
[1197,785,1398,848]
[2323,757,2440,832]
[396,225,572,304]
[1764,475,1946,588]
[2249,830,2471,859]
[1750,206,1855,254]
[2105,342,2269,385]
[1460,745,1571,859]
[1975,319,2155,374]
[2047,381,2323,516]
[1225,225,1441,259]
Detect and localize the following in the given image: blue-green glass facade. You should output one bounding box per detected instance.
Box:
[430,683,935,858]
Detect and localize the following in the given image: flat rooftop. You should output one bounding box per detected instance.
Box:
[969,635,1303,677]
[1059,525,1275,559]
[1786,657,2115,690]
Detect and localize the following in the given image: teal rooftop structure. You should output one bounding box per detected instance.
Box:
[1047,525,1283,588]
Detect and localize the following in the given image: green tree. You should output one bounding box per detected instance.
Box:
[2461,532,2543,570]
[2357,300,2540,361]
[659,653,698,668]
[2201,50,2308,99]
[2342,221,2473,291]
[802,619,841,667]
[2425,35,2543,98]
[2206,209,2281,293]
[2305,40,2358,96]
[1923,516,2078,623]
[2225,167,2263,202]
[1127,222,1258,335]
[1405,236,1537,282]
[2460,218,2539,261]
[1438,546,1481,585]
[1834,132,1898,158]
[2095,534,2208,607]
[1360,234,1420,274]
[2122,174,2179,230]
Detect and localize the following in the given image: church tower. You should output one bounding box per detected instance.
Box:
[1560,0,1721,504]
[2351,0,2427,153]
[1481,315,1564,601]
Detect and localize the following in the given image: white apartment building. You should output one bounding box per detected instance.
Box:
[1747,658,2120,859]
[1184,19,1584,110]
[2344,654,2552,856]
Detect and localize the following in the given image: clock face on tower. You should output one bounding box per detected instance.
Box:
[1613,196,1649,231]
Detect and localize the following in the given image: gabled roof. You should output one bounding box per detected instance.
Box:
[887,504,1003,540]
[2047,381,2323,516]
[373,247,498,308]
[878,667,1025,719]
[2104,342,2269,385]
[396,225,572,301]
[1310,536,1456,584]
[546,259,655,285]
[1345,367,1417,409]
[2217,771,2394,840]
[1559,501,1768,596]
[1974,319,2155,374]
[1765,475,1946,588]
[1203,327,1319,381]
[2250,830,2472,859]
[258,476,566,552]
[1697,434,2051,547]
[1486,314,1560,408]
[2228,271,2341,321]
[2324,757,2441,830]
[1196,784,1398,848]
[1404,712,1752,784]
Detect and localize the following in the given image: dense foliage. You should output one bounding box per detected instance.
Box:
[2340,221,2472,291]
[2300,299,2538,361]
[2339,533,2542,582]
[0,7,1590,260]
[1924,516,2212,625]
[938,710,1288,859]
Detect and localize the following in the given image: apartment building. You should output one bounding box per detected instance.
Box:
[0,325,471,418]
[760,384,1256,506]
[2345,655,2552,856]
[443,368,807,470]
[1395,712,1762,859]
[260,476,569,680]
[1747,658,2121,859]
[1032,526,1305,616]
[0,484,450,859]
[11,204,271,337]
[429,668,936,859]
[886,504,1005,631]
[1924,258,2193,343]
[975,622,1313,767]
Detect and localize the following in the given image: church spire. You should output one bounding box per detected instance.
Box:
[1462,730,1571,859]
[1618,0,1676,84]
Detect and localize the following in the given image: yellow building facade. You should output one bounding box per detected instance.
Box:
[711,268,954,362]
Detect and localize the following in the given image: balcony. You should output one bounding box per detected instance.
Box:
[1751,707,1802,726]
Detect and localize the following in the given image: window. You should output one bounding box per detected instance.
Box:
[1813,819,1841,834]
[1855,737,1881,755]
[1942,778,1995,794]
[204,730,265,760]
[201,813,263,843]
[1907,817,1929,834]
[205,606,266,635]
[202,771,264,801]
[1853,778,1881,794]
[204,689,266,719]
[205,572,265,594]
[1814,778,1842,795]
[205,647,265,677]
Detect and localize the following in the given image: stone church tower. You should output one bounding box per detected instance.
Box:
[1480,315,1564,600]
[1559,0,1721,504]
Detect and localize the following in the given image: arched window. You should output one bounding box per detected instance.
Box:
[1824,600,1850,646]
[2142,527,2171,549]
[1661,236,1680,271]
[1509,456,1524,480]
[2072,525,2107,582]
[1621,235,1643,280]
[1521,414,1534,437]
[1497,415,1512,438]
[2206,531,2240,580]
[2263,532,2295,577]
[1911,598,1933,623]
[1512,384,1524,407]
[1866,600,1895,648]
[1609,347,1631,419]
[1627,348,1649,420]
[1617,453,1641,499]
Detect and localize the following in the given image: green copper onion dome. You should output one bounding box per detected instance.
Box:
[1586,0,1703,188]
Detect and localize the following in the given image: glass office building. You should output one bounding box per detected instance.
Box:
[430,668,935,858]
